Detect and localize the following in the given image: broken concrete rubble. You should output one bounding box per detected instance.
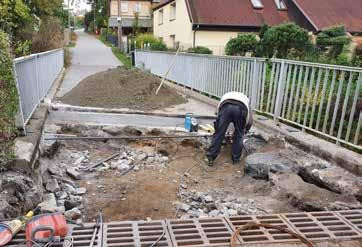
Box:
[245,152,299,179]
[271,173,362,211]
[46,178,60,193]
[38,193,65,213]
[299,162,362,202]
[66,167,81,180]
[64,207,82,220]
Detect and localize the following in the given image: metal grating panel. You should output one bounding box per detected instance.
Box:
[167,217,235,246]
[336,210,362,233]
[226,214,300,244]
[104,220,172,247]
[71,223,102,247]
[281,211,361,241]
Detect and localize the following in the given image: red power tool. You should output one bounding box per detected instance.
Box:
[25,213,68,246]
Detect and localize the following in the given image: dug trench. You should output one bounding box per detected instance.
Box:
[26,124,362,224]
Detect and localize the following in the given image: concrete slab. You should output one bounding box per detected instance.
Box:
[48,110,214,129]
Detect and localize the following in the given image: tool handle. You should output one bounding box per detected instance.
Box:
[31,225,55,243]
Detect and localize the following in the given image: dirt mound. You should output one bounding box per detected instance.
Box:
[60,67,187,111]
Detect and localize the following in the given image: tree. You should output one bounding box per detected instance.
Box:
[0,0,32,35]
[225,34,258,56]
[258,23,311,58]
[316,26,350,59]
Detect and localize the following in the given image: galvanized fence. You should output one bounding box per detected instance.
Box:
[135,50,361,150]
[14,48,64,128]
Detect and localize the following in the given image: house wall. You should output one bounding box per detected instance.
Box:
[153,0,193,49]
[110,0,152,18]
[194,31,239,55]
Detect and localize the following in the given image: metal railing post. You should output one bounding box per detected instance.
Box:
[250,58,259,110]
[273,61,286,123]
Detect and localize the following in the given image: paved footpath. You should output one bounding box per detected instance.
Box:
[56,30,121,97]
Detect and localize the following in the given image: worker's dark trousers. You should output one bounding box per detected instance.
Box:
[207,103,247,161]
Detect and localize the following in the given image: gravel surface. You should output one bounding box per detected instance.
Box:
[60,67,187,111]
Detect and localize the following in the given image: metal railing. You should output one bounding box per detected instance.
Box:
[14,49,64,128]
[135,50,361,150]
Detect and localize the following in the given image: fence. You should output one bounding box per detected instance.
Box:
[135,50,361,150]
[14,48,64,129]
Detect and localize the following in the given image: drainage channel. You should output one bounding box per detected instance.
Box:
[6,210,362,246]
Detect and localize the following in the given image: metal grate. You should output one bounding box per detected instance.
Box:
[104,220,172,247]
[281,211,361,241]
[336,210,362,233]
[167,217,234,246]
[226,214,300,244]
[70,223,101,247]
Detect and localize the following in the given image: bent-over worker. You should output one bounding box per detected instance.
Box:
[206,92,253,166]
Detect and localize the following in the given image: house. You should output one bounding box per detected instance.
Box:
[108,0,154,49]
[153,0,362,55]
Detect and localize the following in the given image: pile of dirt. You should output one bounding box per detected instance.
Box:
[59,67,187,111]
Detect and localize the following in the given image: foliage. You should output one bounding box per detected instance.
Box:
[134,33,167,51]
[31,16,64,53]
[187,46,213,54]
[258,23,311,58]
[0,31,18,167]
[149,41,167,51]
[225,34,258,56]
[0,0,32,34]
[111,47,132,68]
[14,40,32,57]
[259,24,269,39]
[24,0,63,17]
[316,26,351,59]
[85,0,109,33]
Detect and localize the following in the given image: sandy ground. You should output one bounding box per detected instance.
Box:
[59,67,187,111]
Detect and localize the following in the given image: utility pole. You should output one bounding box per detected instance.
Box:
[68,0,71,44]
[93,0,96,33]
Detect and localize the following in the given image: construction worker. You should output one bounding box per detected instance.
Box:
[206,92,253,166]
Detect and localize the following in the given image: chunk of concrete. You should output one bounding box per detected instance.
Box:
[46,179,60,193]
[66,167,81,180]
[271,173,361,211]
[48,163,62,176]
[245,152,299,180]
[38,193,64,213]
[75,187,87,195]
[40,135,60,158]
[64,207,82,220]
[299,163,362,202]
[12,140,34,170]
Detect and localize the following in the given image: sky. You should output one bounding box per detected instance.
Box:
[64,0,91,13]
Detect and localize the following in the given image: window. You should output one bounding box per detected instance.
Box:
[250,0,263,9]
[158,9,163,24]
[121,2,128,13]
[275,0,287,10]
[169,3,176,20]
[134,3,141,13]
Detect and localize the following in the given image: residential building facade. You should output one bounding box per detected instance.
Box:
[153,0,362,55]
[109,0,153,36]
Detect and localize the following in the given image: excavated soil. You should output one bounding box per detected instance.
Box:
[56,136,298,222]
[59,67,187,111]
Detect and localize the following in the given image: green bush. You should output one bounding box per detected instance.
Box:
[187,46,212,54]
[149,41,167,51]
[258,23,311,58]
[225,34,258,56]
[316,26,350,59]
[135,33,160,48]
[0,31,19,167]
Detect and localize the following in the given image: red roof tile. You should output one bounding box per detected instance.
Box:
[187,0,293,27]
[291,0,362,33]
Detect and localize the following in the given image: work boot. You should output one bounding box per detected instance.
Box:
[232,159,241,165]
[205,157,215,166]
